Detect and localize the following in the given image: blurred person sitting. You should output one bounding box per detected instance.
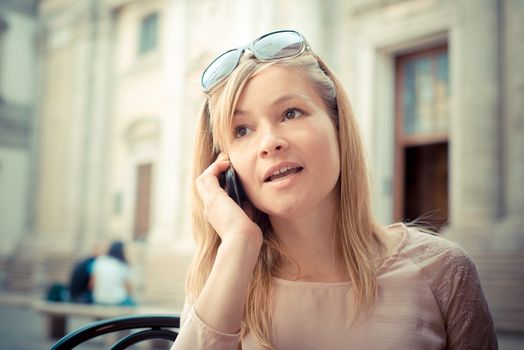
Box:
[68,244,103,303]
[90,241,136,306]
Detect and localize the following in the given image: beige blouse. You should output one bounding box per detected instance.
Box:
[172,225,498,350]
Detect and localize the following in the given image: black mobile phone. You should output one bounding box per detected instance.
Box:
[219,166,246,206]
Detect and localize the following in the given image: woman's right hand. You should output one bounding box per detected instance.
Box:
[188,154,263,336]
[195,153,263,247]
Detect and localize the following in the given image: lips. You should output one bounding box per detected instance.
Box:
[263,163,304,182]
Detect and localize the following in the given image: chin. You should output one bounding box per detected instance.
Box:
[257,197,309,220]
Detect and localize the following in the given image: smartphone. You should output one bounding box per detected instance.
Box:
[219,165,268,231]
[219,166,246,206]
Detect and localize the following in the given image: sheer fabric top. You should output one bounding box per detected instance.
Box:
[171,224,498,350]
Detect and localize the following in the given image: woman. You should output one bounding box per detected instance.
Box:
[91,241,135,306]
[172,30,497,349]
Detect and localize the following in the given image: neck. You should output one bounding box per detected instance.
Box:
[269,195,347,282]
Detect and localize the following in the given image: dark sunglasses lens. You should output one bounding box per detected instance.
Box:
[202,49,242,91]
[253,31,303,60]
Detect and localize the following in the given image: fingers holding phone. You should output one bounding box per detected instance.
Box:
[196,153,230,197]
[195,154,262,244]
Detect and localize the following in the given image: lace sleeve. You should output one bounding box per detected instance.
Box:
[434,247,498,350]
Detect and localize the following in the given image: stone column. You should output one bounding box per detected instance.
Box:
[142,0,198,308]
[446,0,524,332]
[146,0,188,253]
[446,0,500,247]
[8,1,100,292]
[23,3,87,254]
[497,0,524,249]
[35,1,101,254]
[79,4,113,253]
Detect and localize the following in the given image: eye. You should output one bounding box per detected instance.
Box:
[233,125,252,138]
[283,108,304,121]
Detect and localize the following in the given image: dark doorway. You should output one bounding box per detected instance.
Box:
[394,44,449,230]
[133,163,153,240]
[403,143,448,228]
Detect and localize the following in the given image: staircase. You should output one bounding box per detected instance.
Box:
[4,253,75,294]
[4,258,36,291]
[472,252,524,332]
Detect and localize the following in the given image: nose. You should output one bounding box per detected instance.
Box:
[258,128,288,158]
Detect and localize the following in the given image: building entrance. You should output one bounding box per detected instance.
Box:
[394,44,449,230]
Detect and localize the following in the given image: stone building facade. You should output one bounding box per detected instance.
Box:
[1,0,522,332]
[0,0,37,289]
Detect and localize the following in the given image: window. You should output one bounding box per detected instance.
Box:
[138,12,158,55]
[394,44,450,230]
[402,49,449,135]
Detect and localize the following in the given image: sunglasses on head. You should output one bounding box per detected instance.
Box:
[201,30,311,92]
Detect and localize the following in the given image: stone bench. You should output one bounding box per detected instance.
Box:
[32,300,177,339]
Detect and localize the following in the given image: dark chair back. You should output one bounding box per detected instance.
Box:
[50,314,180,350]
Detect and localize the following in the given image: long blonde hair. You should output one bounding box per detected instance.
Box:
[186,52,387,349]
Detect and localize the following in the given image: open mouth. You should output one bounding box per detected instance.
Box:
[264,166,304,182]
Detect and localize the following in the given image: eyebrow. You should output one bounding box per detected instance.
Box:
[234,93,313,116]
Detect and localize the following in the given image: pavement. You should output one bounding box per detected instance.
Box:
[0,297,102,350]
[0,292,175,350]
[1,292,524,350]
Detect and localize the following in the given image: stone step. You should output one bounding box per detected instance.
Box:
[0,256,8,288]
[44,254,75,284]
[5,254,77,292]
[5,259,35,291]
[470,252,524,332]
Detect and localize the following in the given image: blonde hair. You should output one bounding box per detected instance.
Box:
[187,52,387,349]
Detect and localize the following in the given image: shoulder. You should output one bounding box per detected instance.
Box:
[401,225,471,266]
[112,258,130,272]
[400,226,481,300]
[399,226,478,286]
[93,255,115,268]
[384,223,472,270]
[108,257,128,269]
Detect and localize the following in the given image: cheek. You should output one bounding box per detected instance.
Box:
[317,141,339,171]
[312,127,340,179]
[328,138,341,176]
